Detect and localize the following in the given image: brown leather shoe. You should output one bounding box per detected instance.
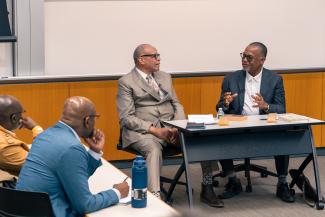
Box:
[200,183,224,208]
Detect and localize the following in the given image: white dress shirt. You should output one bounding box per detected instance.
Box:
[242,69,263,115]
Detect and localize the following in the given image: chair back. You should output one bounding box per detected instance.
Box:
[0,187,54,217]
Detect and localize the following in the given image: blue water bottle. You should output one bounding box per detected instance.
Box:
[131,155,147,208]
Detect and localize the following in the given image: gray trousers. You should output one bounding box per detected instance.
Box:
[131,139,217,192]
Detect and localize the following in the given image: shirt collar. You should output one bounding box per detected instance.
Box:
[246,68,263,82]
[59,121,80,141]
[135,67,156,82]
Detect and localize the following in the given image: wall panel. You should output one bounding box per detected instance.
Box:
[322,73,325,148]
[69,81,133,160]
[282,73,323,147]
[173,77,202,115]
[0,83,69,143]
[0,72,324,161]
[200,76,223,115]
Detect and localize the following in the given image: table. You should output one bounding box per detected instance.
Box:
[163,113,325,209]
[87,159,179,217]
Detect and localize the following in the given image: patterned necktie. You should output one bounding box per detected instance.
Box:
[146,75,160,93]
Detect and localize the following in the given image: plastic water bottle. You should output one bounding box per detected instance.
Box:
[131,155,147,208]
[217,108,224,119]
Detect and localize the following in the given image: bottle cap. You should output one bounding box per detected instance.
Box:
[134,155,146,166]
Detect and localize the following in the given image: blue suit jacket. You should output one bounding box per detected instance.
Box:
[16,122,118,217]
[217,68,286,114]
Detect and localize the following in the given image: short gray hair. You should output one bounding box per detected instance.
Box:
[249,42,268,58]
[133,44,148,64]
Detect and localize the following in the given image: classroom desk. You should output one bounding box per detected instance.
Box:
[163,113,325,209]
[87,159,179,217]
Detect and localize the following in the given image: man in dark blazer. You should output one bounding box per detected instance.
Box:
[216,42,294,203]
[117,44,224,207]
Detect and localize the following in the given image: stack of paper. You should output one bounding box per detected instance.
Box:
[278,113,309,122]
[187,114,217,125]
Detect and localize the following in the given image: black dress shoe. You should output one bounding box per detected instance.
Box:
[220,178,242,199]
[200,184,224,208]
[276,182,295,203]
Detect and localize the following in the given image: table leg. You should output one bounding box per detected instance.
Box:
[289,154,312,189]
[308,126,324,210]
[179,132,193,208]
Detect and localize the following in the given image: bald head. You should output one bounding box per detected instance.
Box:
[0,95,24,130]
[133,44,154,64]
[133,44,160,74]
[61,96,97,138]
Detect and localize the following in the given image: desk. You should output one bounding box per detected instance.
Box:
[87,159,179,217]
[163,114,325,209]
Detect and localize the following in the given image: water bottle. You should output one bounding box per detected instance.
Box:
[131,155,147,208]
[217,107,224,119]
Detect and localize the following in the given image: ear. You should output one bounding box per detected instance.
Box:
[83,116,90,129]
[10,114,18,124]
[138,57,145,65]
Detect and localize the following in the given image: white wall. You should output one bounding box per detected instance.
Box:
[0,43,12,77]
[44,0,325,76]
[2,0,325,77]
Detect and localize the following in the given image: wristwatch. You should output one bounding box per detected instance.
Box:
[264,104,270,113]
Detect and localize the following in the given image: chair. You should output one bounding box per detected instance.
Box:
[213,158,278,192]
[0,187,54,217]
[116,137,187,204]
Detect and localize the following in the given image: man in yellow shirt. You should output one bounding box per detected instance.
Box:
[0,95,43,177]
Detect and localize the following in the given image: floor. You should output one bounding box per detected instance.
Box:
[121,156,325,217]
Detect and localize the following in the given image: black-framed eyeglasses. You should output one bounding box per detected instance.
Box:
[140,53,160,59]
[240,53,254,62]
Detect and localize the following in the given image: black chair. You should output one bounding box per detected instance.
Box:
[213,158,278,192]
[0,187,54,217]
[117,139,187,204]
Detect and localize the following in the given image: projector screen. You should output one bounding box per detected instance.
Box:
[44,0,325,76]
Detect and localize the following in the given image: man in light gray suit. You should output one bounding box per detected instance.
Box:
[117,44,223,207]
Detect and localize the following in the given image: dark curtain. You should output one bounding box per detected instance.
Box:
[0,0,11,36]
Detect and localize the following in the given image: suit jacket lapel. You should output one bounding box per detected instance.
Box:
[260,68,268,97]
[152,71,170,101]
[131,68,161,101]
[237,70,246,112]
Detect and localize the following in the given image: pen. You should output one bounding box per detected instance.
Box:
[123,177,128,182]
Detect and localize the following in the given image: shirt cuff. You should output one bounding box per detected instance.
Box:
[88,149,103,161]
[112,188,121,200]
[32,125,43,138]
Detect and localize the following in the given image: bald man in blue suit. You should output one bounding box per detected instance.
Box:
[17,97,129,217]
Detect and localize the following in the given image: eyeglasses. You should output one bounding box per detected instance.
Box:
[240,53,254,62]
[140,53,160,59]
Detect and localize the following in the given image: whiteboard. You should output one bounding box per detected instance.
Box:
[44,0,325,76]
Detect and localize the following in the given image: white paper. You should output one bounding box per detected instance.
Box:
[278,113,309,122]
[188,114,217,125]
